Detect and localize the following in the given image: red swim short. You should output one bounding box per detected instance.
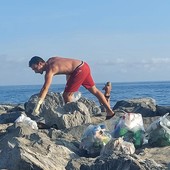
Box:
[64,62,95,92]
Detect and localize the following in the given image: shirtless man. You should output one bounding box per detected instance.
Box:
[29,56,115,120]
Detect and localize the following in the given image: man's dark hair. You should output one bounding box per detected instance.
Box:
[29,56,45,67]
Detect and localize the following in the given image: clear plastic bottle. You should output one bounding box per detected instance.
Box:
[133,129,143,148]
[72,91,82,102]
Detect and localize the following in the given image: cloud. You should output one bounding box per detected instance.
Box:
[100,57,170,69]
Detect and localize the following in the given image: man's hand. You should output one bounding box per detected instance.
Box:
[32,98,44,116]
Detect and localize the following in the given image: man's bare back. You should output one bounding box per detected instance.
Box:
[46,57,82,75]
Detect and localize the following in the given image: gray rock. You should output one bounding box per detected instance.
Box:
[156,105,170,116]
[78,97,101,115]
[24,92,64,116]
[0,124,79,170]
[113,98,157,117]
[1,96,170,170]
[0,111,23,124]
[25,92,92,129]
[66,151,165,170]
[55,102,91,129]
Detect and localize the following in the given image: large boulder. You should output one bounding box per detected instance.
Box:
[78,97,101,115]
[156,105,170,116]
[113,98,157,117]
[0,124,79,170]
[24,92,64,116]
[25,92,92,129]
[53,102,92,129]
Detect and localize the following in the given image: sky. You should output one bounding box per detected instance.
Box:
[1,0,170,86]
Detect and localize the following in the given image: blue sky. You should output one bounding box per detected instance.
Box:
[1,0,170,85]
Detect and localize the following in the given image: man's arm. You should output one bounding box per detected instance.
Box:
[33,71,54,115]
[39,71,53,100]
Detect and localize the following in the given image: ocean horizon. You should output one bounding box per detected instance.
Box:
[0,81,170,107]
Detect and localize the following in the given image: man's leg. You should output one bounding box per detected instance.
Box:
[63,91,74,103]
[88,86,114,118]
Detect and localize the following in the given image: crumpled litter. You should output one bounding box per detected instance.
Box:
[100,137,135,155]
[15,114,38,130]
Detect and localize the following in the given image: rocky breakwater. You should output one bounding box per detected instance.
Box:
[0,92,169,170]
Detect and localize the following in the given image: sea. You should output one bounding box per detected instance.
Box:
[0,81,170,107]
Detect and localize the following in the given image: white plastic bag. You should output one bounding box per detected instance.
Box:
[60,91,81,102]
[80,124,111,154]
[123,112,145,131]
[15,114,38,130]
[112,112,145,148]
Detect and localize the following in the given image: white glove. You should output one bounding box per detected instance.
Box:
[32,98,43,116]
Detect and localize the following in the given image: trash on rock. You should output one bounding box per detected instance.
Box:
[15,114,38,130]
[112,112,145,148]
[100,137,135,156]
[80,124,112,156]
[146,113,170,147]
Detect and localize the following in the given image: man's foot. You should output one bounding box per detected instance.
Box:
[105,112,115,120]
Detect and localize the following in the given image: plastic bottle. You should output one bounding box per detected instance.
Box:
[134,129,143,148]
[113,116,128,137]
[72,91,82,102]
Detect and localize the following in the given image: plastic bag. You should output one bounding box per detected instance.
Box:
[60,91,81,102]
[146,113,170,146]
[72,91,82,102]
[15,114,38,130]
[112,112,145,148]
[80,124,112,155]
[100,137,135,156]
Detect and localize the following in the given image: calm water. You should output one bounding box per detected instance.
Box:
[0,81,170,106]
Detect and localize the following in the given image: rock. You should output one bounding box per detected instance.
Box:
[25,92,92,129]
[66,157,96,170]
[56,102,91,129]
[1,96,170,170]
[0,124,79,170]
[78,97,101,115]
[0,111,23,124]
[156,105,170,116]
[24,92,64,116]
[113,98,157,117]
[66,151,165,170]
